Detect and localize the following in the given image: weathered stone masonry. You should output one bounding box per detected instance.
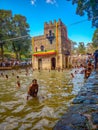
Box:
[32,19,71,70]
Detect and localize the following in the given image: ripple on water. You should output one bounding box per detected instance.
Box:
[33,119,51,130]
[0,69,85,130]
[0,117,20,130]
[18,123,32,130]
[12,105,25,113]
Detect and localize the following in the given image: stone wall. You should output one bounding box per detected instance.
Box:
[53,71,98,130]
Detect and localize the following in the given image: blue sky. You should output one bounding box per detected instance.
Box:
[0,0,96,44]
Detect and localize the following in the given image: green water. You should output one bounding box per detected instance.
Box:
[0,69,84,130]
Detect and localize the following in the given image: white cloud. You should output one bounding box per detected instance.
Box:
[46,0,56,4]
[31,0,36,5]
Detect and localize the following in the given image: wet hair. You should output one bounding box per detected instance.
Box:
[88,68,92,71]
[32,79,37,82]
[17,76,19,78]
[6,75,8,78]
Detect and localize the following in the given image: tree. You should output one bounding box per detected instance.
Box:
[70,40,78,54]
[92,29,98,49]
[10,14,31,60]
[86,42,95,54]
[0,10,12,61]
[77,42,86,54]
[66,0,98,28]
[0,10,31,61]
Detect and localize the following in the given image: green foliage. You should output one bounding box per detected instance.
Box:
[92,28,98,48]
[0,10,12,40]
[0,10,12,61]
[67,0,98,28]
[86,42,95,53]
[0,10,31,61]
[8,14,31,60]
[77,42,86,54]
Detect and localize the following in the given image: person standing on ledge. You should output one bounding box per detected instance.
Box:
[27,79,39,100]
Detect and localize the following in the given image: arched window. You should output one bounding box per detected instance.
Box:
[40,45,44,51]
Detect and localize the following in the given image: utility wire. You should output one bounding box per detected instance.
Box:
[68,19,88,26]
[0,16,98,43]
[68,16,98,27]
[0,35,30,43]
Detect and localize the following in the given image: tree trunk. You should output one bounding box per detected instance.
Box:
[12,43,19,60]
[0,44,4,61]
[18,51,22,60]
[15,51,19,60]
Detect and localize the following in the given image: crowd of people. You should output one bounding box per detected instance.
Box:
[84,50,98,78]
[0,50,98,101]
[71,50,98,79]
[0,60,32,67]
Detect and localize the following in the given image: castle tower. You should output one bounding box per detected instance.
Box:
[32,19,71,70]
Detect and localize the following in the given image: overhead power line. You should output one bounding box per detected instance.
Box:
[68,16,98,27]
[68,19,87,26]
[0,16,98,43]
[0,35,30,43]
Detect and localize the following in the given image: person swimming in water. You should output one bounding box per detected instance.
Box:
[27,79,39,100]
[1,72,4,77]
[5,74,8,79]
[71,73,74,78]
[16,76,20,87]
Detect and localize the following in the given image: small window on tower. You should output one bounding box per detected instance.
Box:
[35,47,37,52]
[40,45,44,51]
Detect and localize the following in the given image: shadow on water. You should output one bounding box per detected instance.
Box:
[0,69,85,130]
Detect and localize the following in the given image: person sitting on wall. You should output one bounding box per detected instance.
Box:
[27,79,39,100]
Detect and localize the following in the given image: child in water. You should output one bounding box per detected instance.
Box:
[27,79,39,100]
[71,73,74,78]
[5,74,8,79]
[16,76,20,87]
[1,73,4,77]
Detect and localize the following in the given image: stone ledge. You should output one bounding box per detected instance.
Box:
[53,71,98,130]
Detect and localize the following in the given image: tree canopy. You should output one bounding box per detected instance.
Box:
[10,14,31,60]
[75,42,86,55]
[0,10,12,61]
[0,10,31,61]
[92,28,98,48]
[67,0,98,28]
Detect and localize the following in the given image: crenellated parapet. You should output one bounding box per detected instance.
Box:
[44,19,56,28]
[44,19,62,28]
[44,19,63,35]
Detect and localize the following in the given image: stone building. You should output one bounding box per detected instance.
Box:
[32,19,72,70]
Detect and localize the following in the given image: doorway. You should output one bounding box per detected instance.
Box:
[51,57,56,70]
[38,58,42,70]
[65,56,68,68]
